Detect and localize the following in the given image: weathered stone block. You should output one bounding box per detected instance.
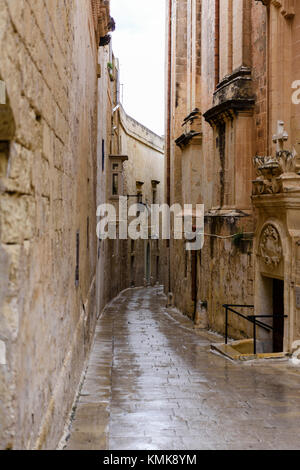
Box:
[0,297,19,340]
[0,194,35,244]
[2,143,33,194]
[1,244,21,291]
[0,341,6,365]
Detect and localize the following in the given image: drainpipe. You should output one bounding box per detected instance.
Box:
[166,0,172,294]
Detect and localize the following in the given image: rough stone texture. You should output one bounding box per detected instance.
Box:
[0,0,110,450]
[66,287,300,450]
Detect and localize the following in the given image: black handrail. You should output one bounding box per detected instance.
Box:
[225,306,272,332]
[223,304,288,354]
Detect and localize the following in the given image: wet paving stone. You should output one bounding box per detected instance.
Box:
[66,286,300,450]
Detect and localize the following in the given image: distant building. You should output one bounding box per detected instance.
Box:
[97,47,164,311]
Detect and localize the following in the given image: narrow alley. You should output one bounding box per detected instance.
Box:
[65,287,300,451]
[2,0,300,452]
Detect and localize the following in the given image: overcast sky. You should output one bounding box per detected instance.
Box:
[110,0,166,136]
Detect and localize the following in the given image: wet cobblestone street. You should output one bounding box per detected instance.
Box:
[66,287,300,450]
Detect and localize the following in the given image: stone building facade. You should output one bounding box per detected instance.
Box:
[97,48,164,309]
[120,107,165,289]
[0,0,114,450]
[165,0,300,353]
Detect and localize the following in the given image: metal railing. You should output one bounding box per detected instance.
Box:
[223,304,288,354]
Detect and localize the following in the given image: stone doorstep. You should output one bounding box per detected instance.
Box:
[211,340,289,362]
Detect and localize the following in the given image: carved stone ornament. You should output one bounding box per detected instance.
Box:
[252,121,299,195]
[259,225,283,267]
[253,155,281,194]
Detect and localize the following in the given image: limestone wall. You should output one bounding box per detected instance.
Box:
[96,44,112,315]
[0,0,102,449]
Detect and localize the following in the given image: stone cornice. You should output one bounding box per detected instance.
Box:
[109,154,128,162]
[213,66,254,105]
[175,131,202,149]
[203,99,255,127]
[252,192,300,208]
[255,0,295,19]
[204,66,255,126]
[176,108,202,148]
[216,66,252,92]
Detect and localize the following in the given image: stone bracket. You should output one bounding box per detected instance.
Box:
[175,131,202,149]
[203,99,255,127]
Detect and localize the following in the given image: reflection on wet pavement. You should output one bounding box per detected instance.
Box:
[66,287,300,450]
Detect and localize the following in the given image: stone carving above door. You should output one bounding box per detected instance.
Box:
[253,121,300,195]
[259,224,283,267]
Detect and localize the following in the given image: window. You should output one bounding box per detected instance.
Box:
[151,180,159,204]
[136,181,144,205]
[112,173,119,196]
[109,155,128,197]
[152,189,157,204]
[102,140,105,172]
[75,231,80,287]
